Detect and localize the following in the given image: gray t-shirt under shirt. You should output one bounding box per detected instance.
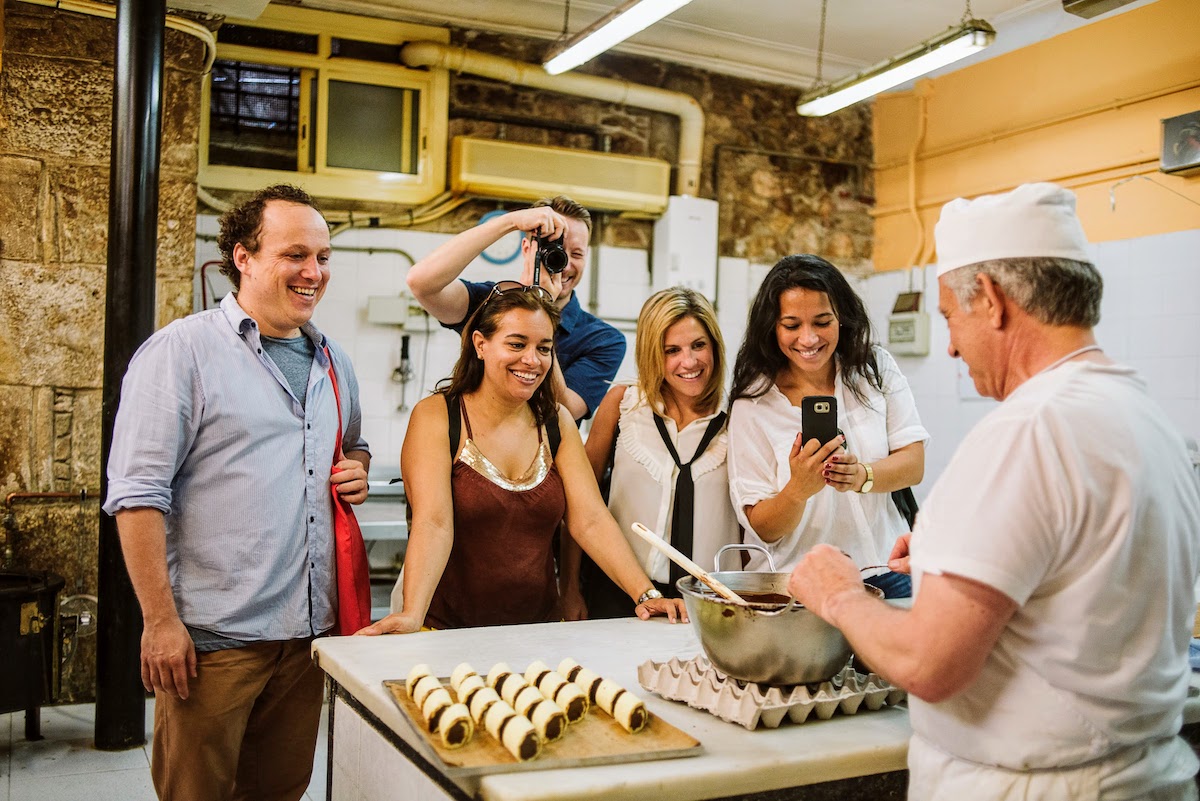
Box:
[261,333,317,410]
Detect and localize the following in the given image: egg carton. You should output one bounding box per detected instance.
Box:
[637,655,906,730]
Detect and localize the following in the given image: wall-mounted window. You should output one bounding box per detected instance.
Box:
[199,6,448,205]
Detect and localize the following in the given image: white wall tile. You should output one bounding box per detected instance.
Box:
[859,229,1200,499]
[1128,315,1200,359]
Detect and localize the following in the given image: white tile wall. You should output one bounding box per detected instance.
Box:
[855,228,1200,501]
[195,220,1200,499]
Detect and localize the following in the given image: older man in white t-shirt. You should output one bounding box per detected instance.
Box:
[789,183,1200,800]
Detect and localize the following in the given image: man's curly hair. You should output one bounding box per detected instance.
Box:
[216,184,321,290]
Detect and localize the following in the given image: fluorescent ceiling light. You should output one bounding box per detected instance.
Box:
[797,20,995,116]
[544,0,695,75]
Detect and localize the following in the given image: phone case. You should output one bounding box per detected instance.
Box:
[800,395,839,449]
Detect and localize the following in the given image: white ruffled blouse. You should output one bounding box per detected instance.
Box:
[605,386,740,583]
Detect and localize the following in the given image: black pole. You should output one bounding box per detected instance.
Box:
[96,0,165,750]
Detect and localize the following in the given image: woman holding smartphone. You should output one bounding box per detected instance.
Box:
[727,255,928,598]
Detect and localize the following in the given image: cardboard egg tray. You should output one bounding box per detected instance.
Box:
[637,655,906,731]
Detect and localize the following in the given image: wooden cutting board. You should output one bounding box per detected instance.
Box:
[383,679,701,776]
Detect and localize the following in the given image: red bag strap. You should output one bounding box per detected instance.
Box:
[324,346,345,463]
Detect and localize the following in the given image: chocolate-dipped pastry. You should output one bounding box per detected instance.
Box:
[467,686,502,725]
[454,673,485,707]
[524,660,589,723]
[437,703,474,749]
[511,684,567,742]
[405,663,433,697]
[558,658,649,734]
[482,697,542,761]
[411,673,444,709]
[450,662,478,694]
[420,687,453,733]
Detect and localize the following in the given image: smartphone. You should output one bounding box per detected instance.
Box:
[801,395,839,450]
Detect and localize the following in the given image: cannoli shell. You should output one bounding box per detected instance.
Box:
[450,662,476,693]
[405,663,432,697]
[437,703,474,749]
[484,700,542,762]
[412,674,443,708]
[468,686,501,724]
[421,687,453,732]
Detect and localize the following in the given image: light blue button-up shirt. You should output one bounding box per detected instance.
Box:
[104,294,369,640]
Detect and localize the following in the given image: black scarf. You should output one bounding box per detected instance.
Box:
[652,411,727,588]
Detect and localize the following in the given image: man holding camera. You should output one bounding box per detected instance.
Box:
[407,196,625,421]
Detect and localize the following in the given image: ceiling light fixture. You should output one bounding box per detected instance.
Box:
[797,18,995,117]
[543,0,695,75]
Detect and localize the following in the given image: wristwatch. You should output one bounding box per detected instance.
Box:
[637,588,664,605]
[858,463,875,494]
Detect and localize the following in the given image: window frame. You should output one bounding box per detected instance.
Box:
[198,6,449,204]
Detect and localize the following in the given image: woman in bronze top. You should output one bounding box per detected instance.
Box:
[360,284,685,633]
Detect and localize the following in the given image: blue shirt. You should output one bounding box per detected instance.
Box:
[449,281,626,418]
[103,294,369,641]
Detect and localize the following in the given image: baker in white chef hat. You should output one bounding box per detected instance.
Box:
[789,182,1200,800]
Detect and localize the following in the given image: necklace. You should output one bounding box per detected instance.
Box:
[1039,344,1103,375]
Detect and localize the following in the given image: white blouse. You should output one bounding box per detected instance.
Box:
[605,386,740,582]
[727,346,929,573]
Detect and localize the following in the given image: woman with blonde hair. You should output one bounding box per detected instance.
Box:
[563,287,739,619]
[361,285,684,633]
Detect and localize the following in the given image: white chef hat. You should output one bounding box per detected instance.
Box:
[934,182,1092,277]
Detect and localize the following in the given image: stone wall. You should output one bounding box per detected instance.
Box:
[406,29,875,273]
[0,2,205,701]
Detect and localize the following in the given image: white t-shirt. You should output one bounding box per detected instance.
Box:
[727,346,929,572]
[909,361,1200,786]
[607,386,739,581]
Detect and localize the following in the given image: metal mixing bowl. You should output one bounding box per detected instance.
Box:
[678,571,882,686]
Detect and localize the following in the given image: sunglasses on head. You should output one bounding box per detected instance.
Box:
[484,280,554,305]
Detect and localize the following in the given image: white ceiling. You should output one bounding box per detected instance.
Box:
[174,0,1158,90]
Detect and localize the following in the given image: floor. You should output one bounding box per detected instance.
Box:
[0,701,329,801]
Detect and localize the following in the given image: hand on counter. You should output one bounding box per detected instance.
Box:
[637,596,687,623]
[355,611,423,636]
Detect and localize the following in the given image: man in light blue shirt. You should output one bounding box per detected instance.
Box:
[104,184,370,801]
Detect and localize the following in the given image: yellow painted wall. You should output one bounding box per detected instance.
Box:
[872,0,1200,272]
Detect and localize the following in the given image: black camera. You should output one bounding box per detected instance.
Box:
[534,235,569,275]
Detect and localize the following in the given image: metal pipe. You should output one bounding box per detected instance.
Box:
[400,41,705,197]
[17,0,216,73]
[4,490,93,507]
[96,0,164,751]
[452,107,605,142]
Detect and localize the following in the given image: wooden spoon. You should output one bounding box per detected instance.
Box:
[629,522,748,605]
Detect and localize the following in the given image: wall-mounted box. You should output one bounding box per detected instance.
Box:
[1161,111,1200,177]
[451,137,671,215]
[367,295,409,326]
[887,291,930,357]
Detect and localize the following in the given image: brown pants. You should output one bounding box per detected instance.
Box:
[151,639,325,801]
